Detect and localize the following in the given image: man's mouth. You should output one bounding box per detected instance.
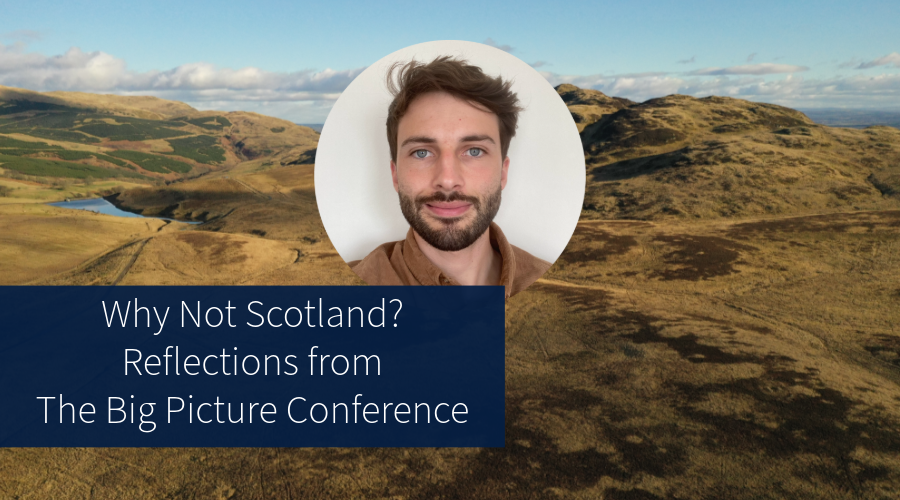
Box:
[424,201,472,218]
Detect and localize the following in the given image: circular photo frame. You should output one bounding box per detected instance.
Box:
[315,40,585,289]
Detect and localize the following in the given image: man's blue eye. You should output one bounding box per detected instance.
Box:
[468,148,483,157]
[414,150,430,159]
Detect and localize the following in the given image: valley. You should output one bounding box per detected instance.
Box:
[1,84,899,499]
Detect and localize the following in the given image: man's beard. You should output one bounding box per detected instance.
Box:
[399,188,501,252]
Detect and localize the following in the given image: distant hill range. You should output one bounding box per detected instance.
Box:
[557,83,900,220]
[0,85,318,184]
[799,108,900,130]
[1,83,898,223]
[298,124,324,133]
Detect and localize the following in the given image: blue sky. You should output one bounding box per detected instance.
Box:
[2,0,899,122]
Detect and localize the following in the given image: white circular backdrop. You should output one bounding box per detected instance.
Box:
[315,40,585,264]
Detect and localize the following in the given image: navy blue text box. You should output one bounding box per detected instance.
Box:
[0,286,505,447]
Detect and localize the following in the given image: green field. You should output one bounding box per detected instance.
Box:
[0,154,145,179]
[0,149,42,156]
[93,153,132,168]
[0,102,230,177]
[17,112,82,129]
[0,138,137,170]
[0,110,101,144]
[0,136,67,157]
[0,136,62,150]
[51,150,96,161]
[76,123,190,141]
[107,150,193,174]
[0,104,239,155]
[48,150,133,168]
[0,101,72,116]
[0,103,194,142]
[178,116,232,130]
[7,127,101,144]
[165,135,226,164]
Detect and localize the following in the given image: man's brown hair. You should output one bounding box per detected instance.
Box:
[385,56,522,163]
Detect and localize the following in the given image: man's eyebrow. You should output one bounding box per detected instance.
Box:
[400,136,436,147]
[461,134,495,144]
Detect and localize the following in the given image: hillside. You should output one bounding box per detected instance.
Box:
[1,86,900,498]
[560,86,900,220]
[102,86,900,233]
[555,83,635,132]
[0,85,318,203]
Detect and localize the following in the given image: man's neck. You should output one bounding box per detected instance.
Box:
[413,228,502,286]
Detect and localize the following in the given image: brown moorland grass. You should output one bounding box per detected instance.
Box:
[0,86,899,498]
[580,98,900,221]
[0,203,168,284]
[5,200,899,498]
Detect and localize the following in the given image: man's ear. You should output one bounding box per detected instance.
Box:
[390,160,399,193]
[500,156,510,190]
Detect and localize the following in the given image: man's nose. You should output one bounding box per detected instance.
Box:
[434,151,464,191]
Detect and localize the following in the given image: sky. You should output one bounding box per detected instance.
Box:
[1,0,899,123]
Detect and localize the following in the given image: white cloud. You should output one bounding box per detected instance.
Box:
[611,71,669,79]
[483,38,514,53]
[856,52,900,69]
[540,70,900,109]
[4,43,900,123]
[689,63,809,76]
[0,44,363,93]
[0,43,364,122]
[540,71,683,102]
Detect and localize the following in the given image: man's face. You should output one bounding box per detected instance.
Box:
[391,91,509,252]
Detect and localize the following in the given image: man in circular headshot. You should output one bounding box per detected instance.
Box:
[348,56,552,299]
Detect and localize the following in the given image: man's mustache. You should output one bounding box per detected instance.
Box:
[415,191,481,209]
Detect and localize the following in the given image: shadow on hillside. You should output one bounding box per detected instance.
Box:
[409,283,900,499]
[590,148,691,182]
